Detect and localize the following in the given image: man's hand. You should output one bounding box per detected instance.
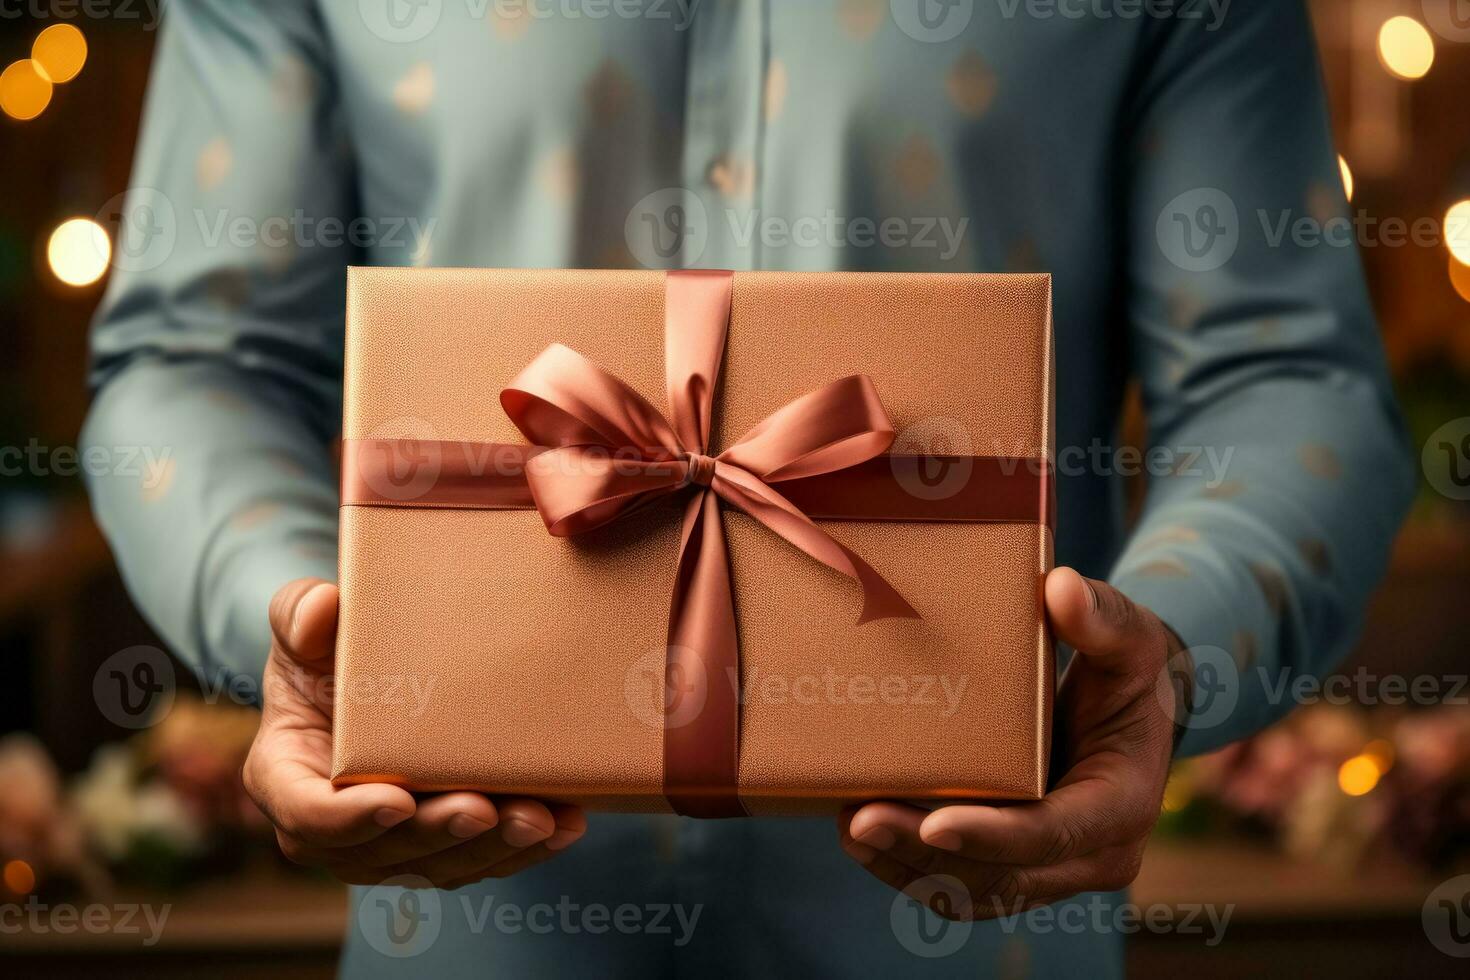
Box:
[243,578,587,889]
[838,566,1186,920]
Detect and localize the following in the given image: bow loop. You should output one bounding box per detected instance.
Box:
[501,343,682,454]
[717,374,896,482]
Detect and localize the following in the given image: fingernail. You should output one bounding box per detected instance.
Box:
[501,818,549,848]
[925,830,962,852]
[375,808,412,829]
[448,813,493,839]
[855,826,895,851]
[843,840,879,865]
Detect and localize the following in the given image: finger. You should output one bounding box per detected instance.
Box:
[388,797,559,885]
[441,805,589,886]
[964,846,1145,920]
[344,792,500,867]
[1045,567,1162,670]
[258,757,415,849]
[845,801,951,876]
[918,776,1137,865]
[269,579,339,666]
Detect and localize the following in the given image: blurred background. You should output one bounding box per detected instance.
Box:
[0,2,1467,978]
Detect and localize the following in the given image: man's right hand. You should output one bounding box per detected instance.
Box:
[243,578,587,889]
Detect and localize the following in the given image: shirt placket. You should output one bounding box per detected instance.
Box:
[682,0,767,271]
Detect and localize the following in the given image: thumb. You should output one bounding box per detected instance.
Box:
[1044,566,1164,672]
[269,578,339,666]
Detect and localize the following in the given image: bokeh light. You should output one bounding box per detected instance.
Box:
[1377,16,1435,81]
[0,59,53,121]
[2,859,35,895]
[47,218,111,287]
[32,24,87,84]
[1338,155,1354,202]
[1450,256,1470,304]
[1337,753,1382,797]
[1445,199,1470,267]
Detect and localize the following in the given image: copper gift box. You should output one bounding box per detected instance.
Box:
[333,268,1054,817]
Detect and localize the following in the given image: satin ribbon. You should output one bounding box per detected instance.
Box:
[340,270,1053,818]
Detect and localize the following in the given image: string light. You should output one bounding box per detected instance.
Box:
[32,23,87,84]
[2,860,35,896]
[1338,155,1354,203]
[1377,16,1435,81]
[0,59,52,121]
[47,218,111,287]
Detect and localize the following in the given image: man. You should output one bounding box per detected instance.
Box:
[84,1,1411,975]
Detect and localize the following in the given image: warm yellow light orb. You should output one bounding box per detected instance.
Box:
[1337,754,1381,797]
[47,218,111,287]
[1338,156,1354,203]
[1377,16,1435,81]
[32,24,87,84]
[1449,256,1470,304]
[0,59,53,120]
[1445,200,1470,267]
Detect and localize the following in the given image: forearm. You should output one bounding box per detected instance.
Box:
[83,357,338,692]
[1110,374,1412,756]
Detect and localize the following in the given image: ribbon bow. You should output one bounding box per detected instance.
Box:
[499,271,917,816]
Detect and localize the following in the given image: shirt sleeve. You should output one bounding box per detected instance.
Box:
[1108,0,1414,755]
[81,0,353,692]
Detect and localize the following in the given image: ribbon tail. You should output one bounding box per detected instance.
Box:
[712,465,920,625]
[663,488,747,818]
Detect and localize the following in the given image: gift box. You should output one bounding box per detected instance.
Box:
[333,268,1054,817]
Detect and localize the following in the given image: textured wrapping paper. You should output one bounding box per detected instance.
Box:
[333,268,1054,816]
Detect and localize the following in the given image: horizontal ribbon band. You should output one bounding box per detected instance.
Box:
[342,440,1052,526]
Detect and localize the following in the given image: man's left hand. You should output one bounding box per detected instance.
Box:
[838,566,1187,920]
